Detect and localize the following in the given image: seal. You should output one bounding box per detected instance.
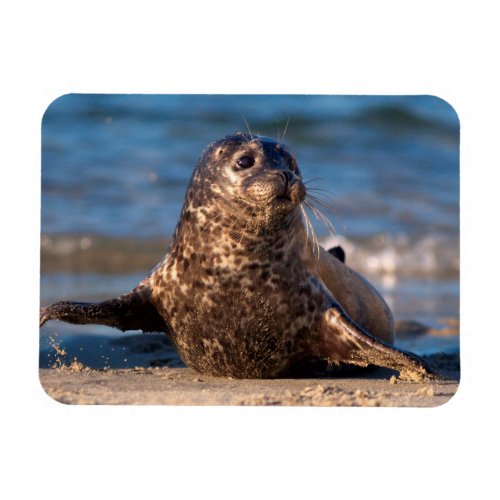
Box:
[40,133,437,381]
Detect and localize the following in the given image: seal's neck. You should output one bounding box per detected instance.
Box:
[172,202,306,259]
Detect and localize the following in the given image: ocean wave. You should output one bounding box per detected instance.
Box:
[41,232,459,279]
[41,234,169,274]
[352,102,458,134]
[322,233,459,279]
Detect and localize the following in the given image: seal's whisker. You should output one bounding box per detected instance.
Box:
[300,203,320,258]
[302,208,314,251]
[303,178,333,194]
[303,177,324,185]
[312,221,321,258]
[306,187,334,197]
[304,199,337,241]
[303,179,336,207]
[306,193,337,213]
[305,199,330,229]
[304,186,334,200]
[303,201,325,258]
[305,187,336,206]
[242,116,254,141]
[299,205,310,245]
[282,117,290,142]
[315,208,336,238]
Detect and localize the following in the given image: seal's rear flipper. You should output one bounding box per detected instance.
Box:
[40,289,169,334]
[328,245,345,263]
[318,307,440,381]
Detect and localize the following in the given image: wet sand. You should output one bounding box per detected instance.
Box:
[39,353,459,407]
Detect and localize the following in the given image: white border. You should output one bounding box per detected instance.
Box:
[2,1,498,499]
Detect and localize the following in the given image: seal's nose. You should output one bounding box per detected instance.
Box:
[277,170,306,203]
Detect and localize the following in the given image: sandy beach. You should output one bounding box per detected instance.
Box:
[39,351,459,407]
[39,319,460,407]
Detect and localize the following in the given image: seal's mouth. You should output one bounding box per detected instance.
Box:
[275,184,306,205]
[275,193,292,202]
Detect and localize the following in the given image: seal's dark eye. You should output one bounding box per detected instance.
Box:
[236,155,255,169]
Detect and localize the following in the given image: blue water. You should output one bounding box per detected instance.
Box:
[40,94,460,367]
[42,94,459,239]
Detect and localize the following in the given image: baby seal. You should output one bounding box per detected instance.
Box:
[40,133,437,381]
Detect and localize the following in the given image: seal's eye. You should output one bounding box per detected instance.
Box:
[236,155,255,169]
[289,159,298,174]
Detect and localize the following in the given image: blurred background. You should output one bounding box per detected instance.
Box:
[40,94,459,369]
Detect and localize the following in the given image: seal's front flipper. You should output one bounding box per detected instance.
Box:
[40,289,169,334]
[318,307,439,381]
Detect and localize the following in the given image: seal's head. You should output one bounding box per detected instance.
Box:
[182,133,306,234]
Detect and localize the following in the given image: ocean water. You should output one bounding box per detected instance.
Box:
[40,94,460,368]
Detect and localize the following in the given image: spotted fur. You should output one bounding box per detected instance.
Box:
[147,134,327,377]
[40,133,439,381]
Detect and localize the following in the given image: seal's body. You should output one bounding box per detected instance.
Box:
[41,133,436,381]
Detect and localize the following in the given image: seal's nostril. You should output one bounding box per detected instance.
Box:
[277,171,292,192]
[279,171,293,184]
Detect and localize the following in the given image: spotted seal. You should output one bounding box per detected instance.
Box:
[40,133,438,381]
